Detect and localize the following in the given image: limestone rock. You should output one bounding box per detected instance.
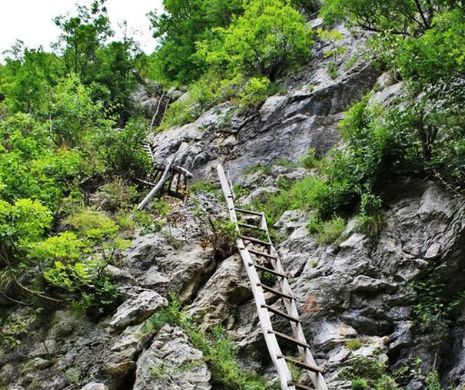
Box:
[133,325,211,390]
[80,383,108,390]
[109,290,168,330]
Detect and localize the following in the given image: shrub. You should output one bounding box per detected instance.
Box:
[96,178,138,211]
[355,193,384,236]
[426,371,441,390]
[237,77,270,109]
[315,216,346,245]
[97,118,151,178]
[65,208,118,241]
[197,0,313,80]
[143,299,268,390]
[351,378,369,390]
[340,356,399,390]
[301,148,320,169]
[346,338,362,350]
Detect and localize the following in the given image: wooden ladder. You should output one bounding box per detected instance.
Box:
[217,164,328,390]
[143,93,172,162]
[138,94,192,204]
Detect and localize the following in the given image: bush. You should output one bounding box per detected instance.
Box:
[301,148,320,169]
[97,118,151,178]
[95,178,138,211]
[355,193,384,236]
[144,299,268,390]
[340,356,399,390]
[65,207,118,241]
[237,77,270,109]
[197,0,313,80]
[314,216,346,245]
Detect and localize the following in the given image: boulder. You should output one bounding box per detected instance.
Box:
[133,325,211,390]
[109,290,167,330]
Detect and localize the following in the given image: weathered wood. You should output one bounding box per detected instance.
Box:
[137,157,175,210]
[217,163,328,390]
[217,164,294,390]
[259,283,294,300]
[269,330,311,349]
[248,248,279,260]
[250,262,288,278]
[235,207,263,216]
[281,355,323,373]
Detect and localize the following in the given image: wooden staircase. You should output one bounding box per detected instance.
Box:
[217,164,328,390]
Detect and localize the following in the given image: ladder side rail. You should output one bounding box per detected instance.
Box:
[217,164,294,390]
[261,210,328,390]
[150,93,165,131]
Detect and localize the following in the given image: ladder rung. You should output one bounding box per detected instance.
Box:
[288,382,314,390]
[235,208,263,216]
[238,223,266,231]
[259,283,294,300]
[280,355,324,373]
[251,263,288,278]
[269,330,310,349]
[248,249,278,260]
[241,235,271,246]
[261,304,301,323]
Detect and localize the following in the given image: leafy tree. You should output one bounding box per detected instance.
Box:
[54,0,139,123]
[196,0,313,80]
[54,0,112,80]
[320,0,463,36]
[0,48,64,114]
[149,0,243,83]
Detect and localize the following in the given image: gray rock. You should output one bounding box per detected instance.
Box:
[187,255,251,329]
[109,290,168,329]
[80,383,109,390]
[133,325,211,390]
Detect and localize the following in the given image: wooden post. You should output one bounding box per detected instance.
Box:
[137,157,175,210]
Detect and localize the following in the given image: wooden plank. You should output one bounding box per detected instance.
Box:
[235,208,263,216]
[262,304,301,323]
[259,283,294,300]
[248,248,279,260]
[238,222,267,231]
[269,330,310,349]
[241,235,271,246]
[250,263,288,278]
[289,382,314,390]
[280,355,324,374]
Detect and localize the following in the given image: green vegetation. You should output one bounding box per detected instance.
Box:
[0,0,163,321]
[345,338,362,351]
[340,356,399,390]
[144,299,271,389]
[317,28,346,79]
[153,0,313,128]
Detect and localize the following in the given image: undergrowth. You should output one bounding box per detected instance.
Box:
[143,298,275,390]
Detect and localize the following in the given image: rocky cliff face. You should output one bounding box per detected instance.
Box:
[2,22,465,390]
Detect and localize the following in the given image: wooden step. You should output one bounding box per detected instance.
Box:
[250,262,288,278]
[269,330,310,349]
[241,235,271,246]
[261,304,301,323]
[248,248,278,260]
[280,355,323,373]
[238,222,267,231]
[235,208,263,216]
[288,381,314,390]
[259,283,294,300]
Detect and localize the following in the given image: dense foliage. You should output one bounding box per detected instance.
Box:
[0,0,152,318]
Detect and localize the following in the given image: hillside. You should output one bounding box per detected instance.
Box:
[1,1,465,389]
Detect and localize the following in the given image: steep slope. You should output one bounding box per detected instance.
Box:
[2,19,465,390]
